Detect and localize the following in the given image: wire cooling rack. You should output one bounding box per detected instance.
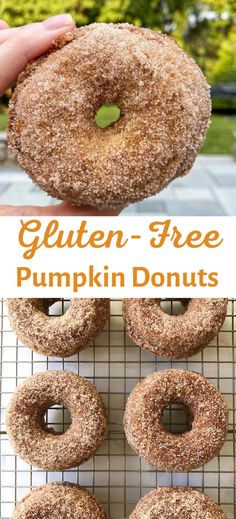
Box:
[0,298,235,518]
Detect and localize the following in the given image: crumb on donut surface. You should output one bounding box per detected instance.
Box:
[6,371,108,470]
[8,23,211,209]
[130,487,226,518]
[124,369,228,472]
[11,482,107,519]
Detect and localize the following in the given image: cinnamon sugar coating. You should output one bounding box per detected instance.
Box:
[6,371,108,470]
[124,370,228,472]
[130,487,226,518]
[11,482,107,519]
[123,298,227,359]
[8,23,211,209]
[6,298,109,357]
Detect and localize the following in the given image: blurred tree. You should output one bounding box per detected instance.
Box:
[180,1,236,78]
[204,0,236,16]
[2,0,211,33]
[97,0,193,31]
[0,0,101,27]
[209,30,236,82]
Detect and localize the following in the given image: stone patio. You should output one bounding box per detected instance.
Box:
[0,155,235,215]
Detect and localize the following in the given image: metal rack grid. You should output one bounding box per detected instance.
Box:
[0,298,235,518]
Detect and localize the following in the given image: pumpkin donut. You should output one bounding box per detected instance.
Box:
[130,487,226,518]
[6,298,109,357]
[123,298,227,359]
[6,370,108,470]
[11,482,107,519]
[8,23,211,209]
[124,369,228,472]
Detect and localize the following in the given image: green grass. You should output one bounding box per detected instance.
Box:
[0,113,8,132]
[201,114,236,155]
[95,104,121,128]
[0,111,235,154]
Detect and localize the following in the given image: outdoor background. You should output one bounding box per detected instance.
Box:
[0,0,235,214]
[0,0,236,154]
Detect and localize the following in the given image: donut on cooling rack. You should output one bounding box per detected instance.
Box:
[123,298,227,359]
[6,370,108,470]
[11,482,107,519]
[6,298,109,357]
[130,487,226,519]
[8,23,211,209]
[124,369,228,472]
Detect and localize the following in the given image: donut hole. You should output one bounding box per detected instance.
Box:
[160,299,190,316]
[163,403,192,434]
[47,299,71,317]
[44,405,72,435]
[95,104,121,129]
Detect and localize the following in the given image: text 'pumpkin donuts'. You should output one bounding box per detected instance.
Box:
[6,370,108,470]
[11,483,107,519]
[124,369,228,472]
[130,487,226,519]
[8,23,211,209]
[123,298,227,359]
[6,298,109,357]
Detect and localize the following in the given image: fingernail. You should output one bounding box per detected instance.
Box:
[43,14,74,29]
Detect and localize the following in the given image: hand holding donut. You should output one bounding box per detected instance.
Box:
[0,16,120,216]
[0,15,76,96]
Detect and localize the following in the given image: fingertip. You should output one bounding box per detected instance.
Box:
[0,203,122,216]
[51,203,122,216]
[0,20,9,29]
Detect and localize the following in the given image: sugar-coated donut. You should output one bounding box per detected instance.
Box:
[6,371,108,470]
[124,369,228,472]
[6,298,109,357]
[123,298,227,359]
[11,482,107,519]
[8,23,211,209]
[130,487,226,518]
